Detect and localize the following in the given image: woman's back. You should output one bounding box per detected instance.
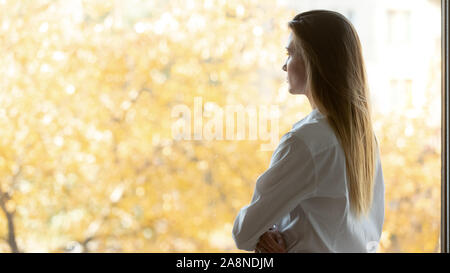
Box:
[278,108,385,252]
[233,10,384,253]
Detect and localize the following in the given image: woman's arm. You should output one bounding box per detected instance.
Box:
[232,133,316,251]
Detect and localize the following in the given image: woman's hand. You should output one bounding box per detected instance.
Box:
[254,228,287,253]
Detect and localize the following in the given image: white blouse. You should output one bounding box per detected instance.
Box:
[232,108,385,253]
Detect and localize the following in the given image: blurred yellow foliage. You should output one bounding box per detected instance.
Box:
[0,0,441,252]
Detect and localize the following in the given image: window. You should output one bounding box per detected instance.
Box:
[387,9,412,44]
[442,0,450,254]
[0,0,446,253]
[389,78,413,108]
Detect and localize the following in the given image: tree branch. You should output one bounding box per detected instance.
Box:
[0,190,19,253]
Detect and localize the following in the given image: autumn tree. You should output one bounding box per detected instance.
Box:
[0,0,441,252]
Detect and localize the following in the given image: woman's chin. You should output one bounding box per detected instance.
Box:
[288,86,305,95]
[288,88,299,95]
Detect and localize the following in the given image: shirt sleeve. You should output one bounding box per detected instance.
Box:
[231,132,317,251]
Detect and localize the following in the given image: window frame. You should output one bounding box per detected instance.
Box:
[441,0,449,254]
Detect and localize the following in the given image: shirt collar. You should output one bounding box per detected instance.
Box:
[310,107,325,120]
[292,108,325,130]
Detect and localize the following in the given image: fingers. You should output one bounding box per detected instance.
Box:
[257,231,287,253]
[255,243,272,253]
[255,242,269,253]
[257,241,281,253]
[260,234,280,252]
[255,246,265,253]
[267,233,286,252]
[274,232,287,249]
[256,235,270,253]
[268,230,287,250]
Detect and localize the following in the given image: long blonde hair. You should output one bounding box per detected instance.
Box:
[288,10,378,219]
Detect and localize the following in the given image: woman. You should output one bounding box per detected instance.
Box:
[232,10,385,253]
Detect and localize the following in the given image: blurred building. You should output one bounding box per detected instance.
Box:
[280,0,441,118]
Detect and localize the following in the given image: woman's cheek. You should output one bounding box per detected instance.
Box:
[288,63,298,86]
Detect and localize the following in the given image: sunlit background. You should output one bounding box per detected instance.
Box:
[0,0,441,252]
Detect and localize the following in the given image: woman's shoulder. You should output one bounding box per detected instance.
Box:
[289,118,340,156]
